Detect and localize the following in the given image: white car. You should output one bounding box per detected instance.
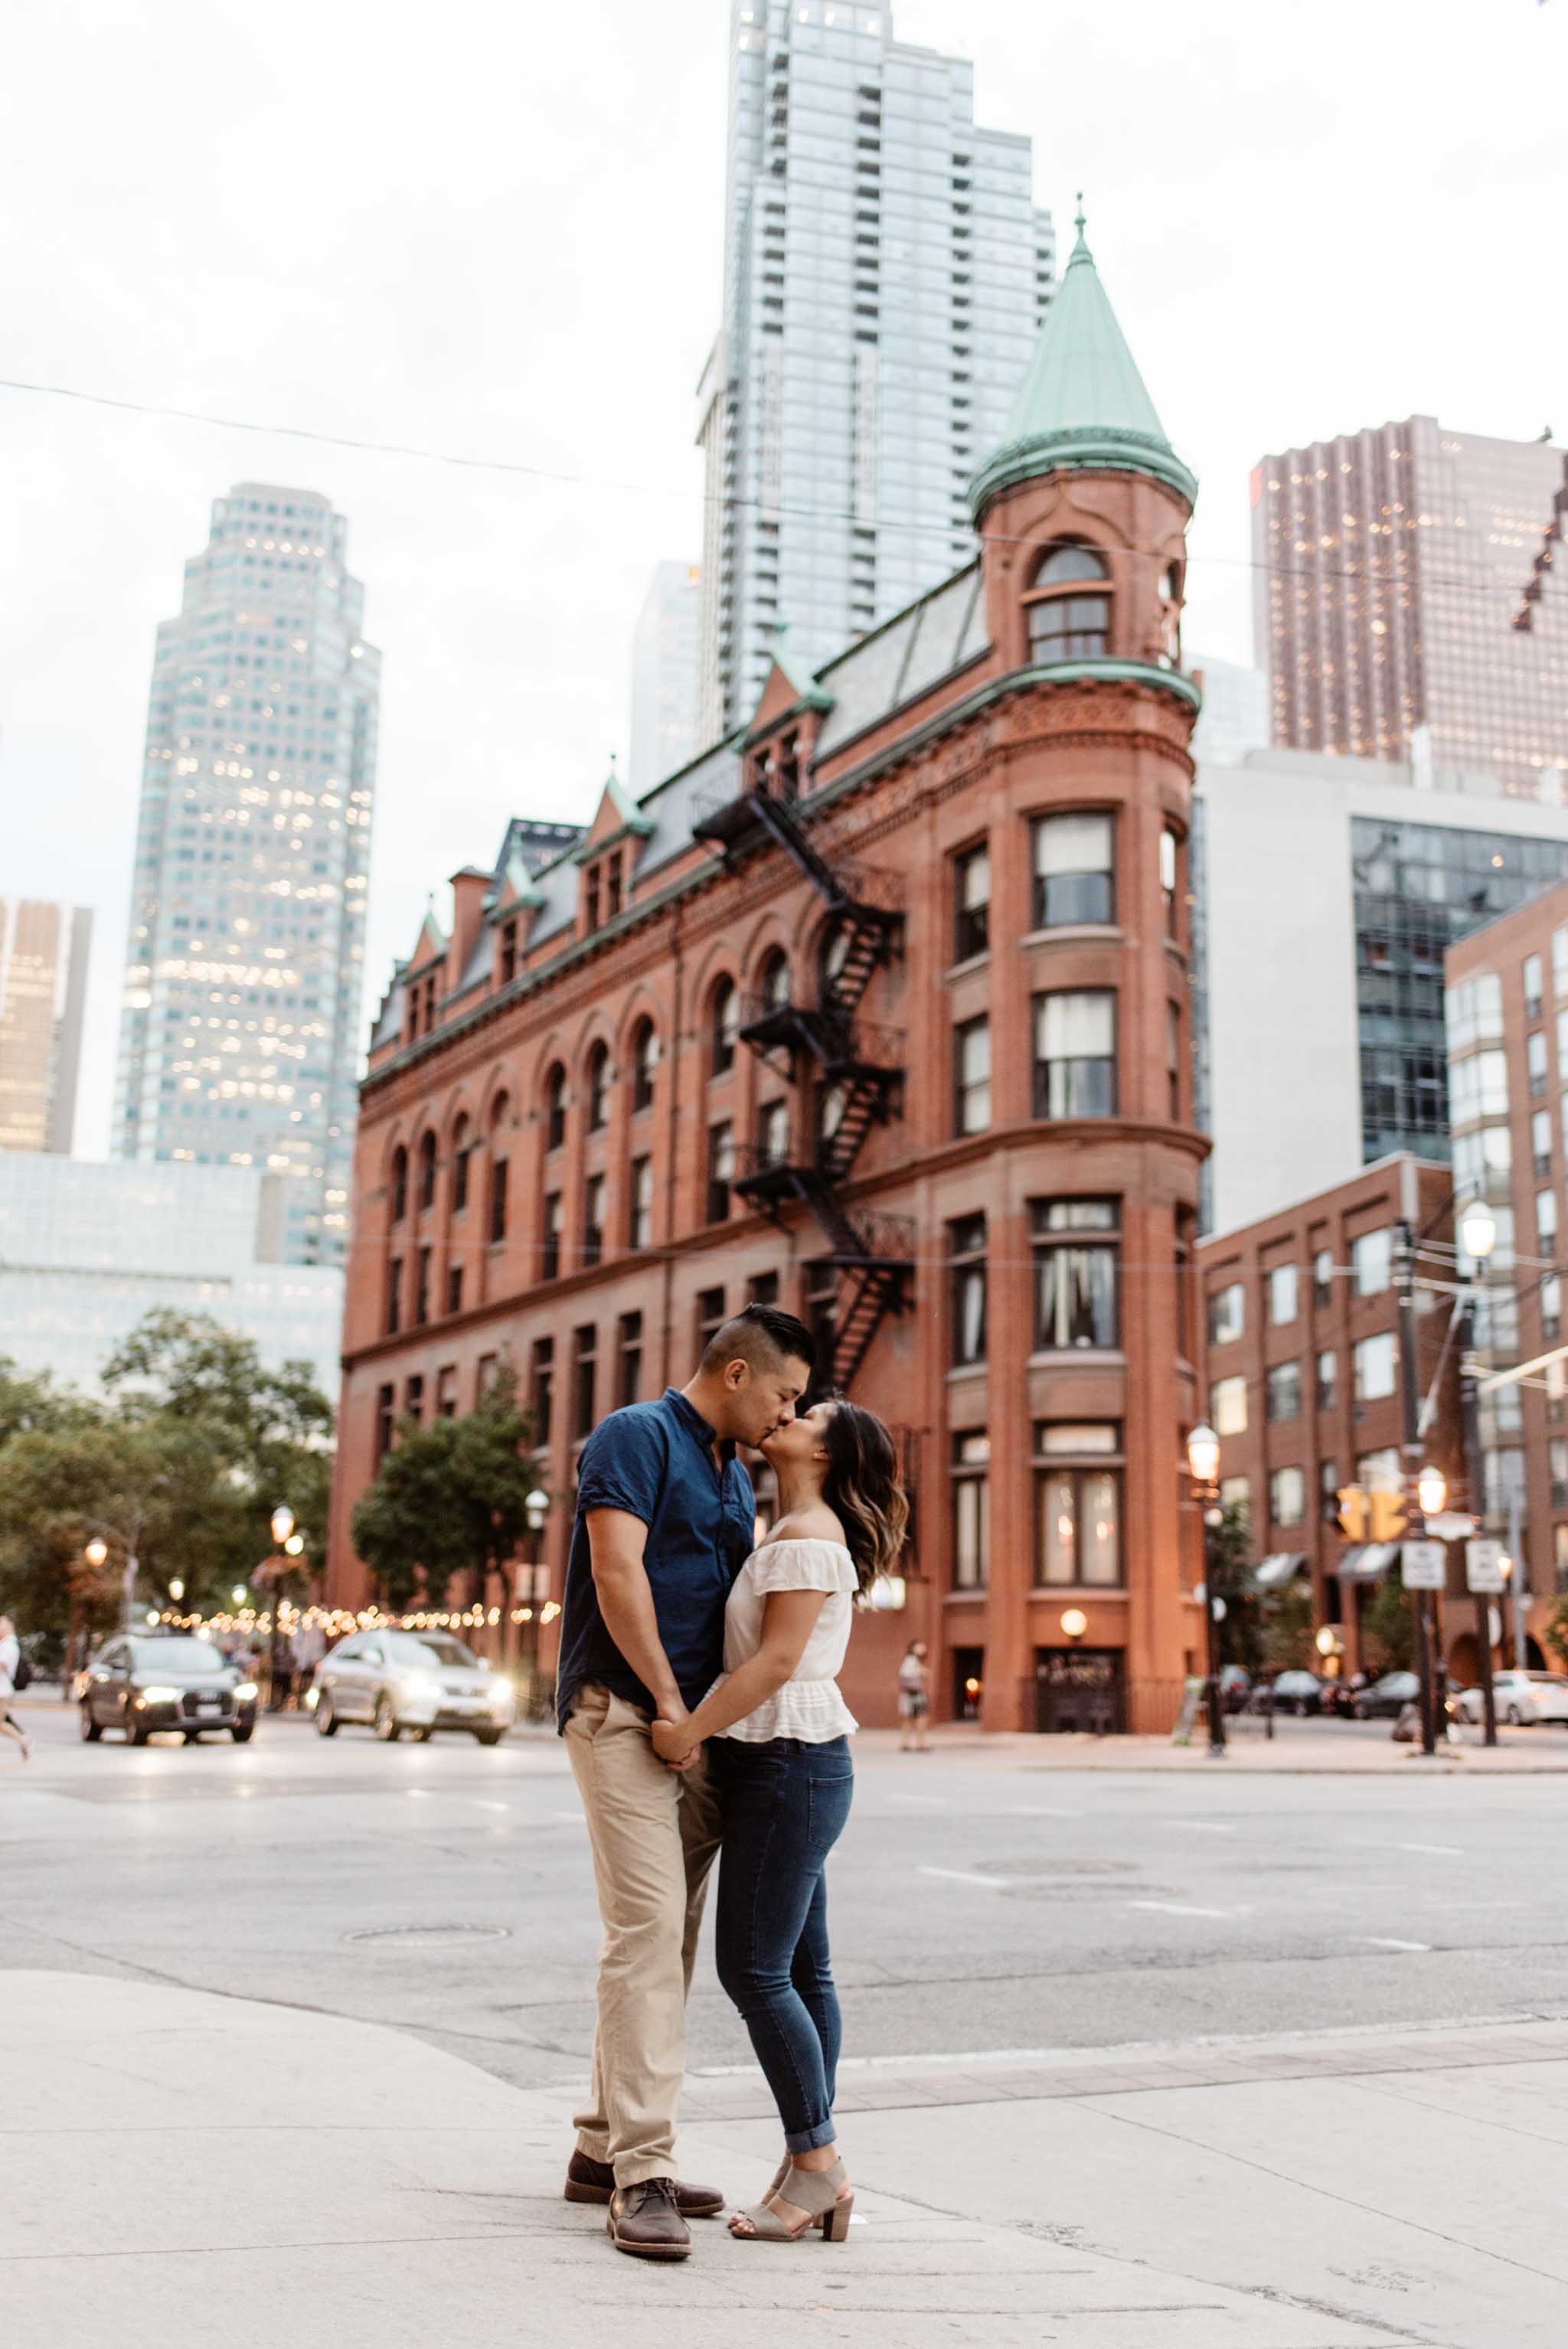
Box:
[309,1629,516,1743]
[1455,1670,1568,1727]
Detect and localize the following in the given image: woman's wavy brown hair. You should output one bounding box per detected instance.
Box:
[818,1393,909,1595]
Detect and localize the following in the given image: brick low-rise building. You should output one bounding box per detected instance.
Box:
[328,220,1211,1731]
[1199,1155,1463,1674]
[1446,880,1568,1669]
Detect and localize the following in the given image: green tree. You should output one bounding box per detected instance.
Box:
[101,1312,335,1604]
[351,1365,537,1615]
[1204,1501,1263,1673]
[1362,1576,1416,1672]
[1261,1578,1317,1672]
[0,1413,231,1645]
[1544,1598,1568,1674]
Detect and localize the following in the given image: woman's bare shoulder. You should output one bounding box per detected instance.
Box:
[763,1506,848,1548]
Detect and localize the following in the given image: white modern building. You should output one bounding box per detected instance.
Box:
[1189,655,1269,768]
[696,0,1055,740]
[0,1152,343,1400]
[1197,747,1568,1233]
[628,560,702,792]
[113,483,381,1268]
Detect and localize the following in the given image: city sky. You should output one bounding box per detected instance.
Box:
[3,0,1562,1157]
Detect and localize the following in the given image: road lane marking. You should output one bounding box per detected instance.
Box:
[1001,1805,1083,1818]
[1363,1936,1430,1951]
[474,1800,510,1813]
[1171,1820,1239,1834]
[918,1866,1009,1890]
[1129,1900,1246,1920]
[1379,1841,1464,1857]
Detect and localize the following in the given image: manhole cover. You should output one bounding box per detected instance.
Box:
[345,1923,511,1948]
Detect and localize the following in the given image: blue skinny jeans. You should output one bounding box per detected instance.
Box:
[711,1733,854,2154]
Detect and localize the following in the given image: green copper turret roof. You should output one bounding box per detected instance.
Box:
[969,201,1197,516]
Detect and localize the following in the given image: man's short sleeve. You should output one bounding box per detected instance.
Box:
[575,1408,668,1526]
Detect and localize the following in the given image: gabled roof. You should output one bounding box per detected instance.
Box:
[574,761,655,861]
[746,625,834,736]
[969,202,1197,515]
[405,903,447,972]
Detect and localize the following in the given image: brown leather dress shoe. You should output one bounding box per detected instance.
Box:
[564,2150,723,2217]
[606,2177,691,2259]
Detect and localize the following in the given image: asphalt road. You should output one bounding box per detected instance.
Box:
[5,1701,1567,2099]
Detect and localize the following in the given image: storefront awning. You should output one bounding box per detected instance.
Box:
[1253,1552,1308,1589]
[1337,1542,1400,1582]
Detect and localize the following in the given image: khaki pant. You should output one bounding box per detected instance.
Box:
[564,1683,723,2185]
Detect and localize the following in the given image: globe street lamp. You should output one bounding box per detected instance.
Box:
[1186,1423,1226,1757]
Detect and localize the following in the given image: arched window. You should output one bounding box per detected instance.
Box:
[544,1063,567,1152]
[631,1018,658,1112]
[417,1131,436,1212]
[710,976,740,1076]
[488,1093,510,1243]
[759,949,791,1012]
[1024,541,1110,662]
[586,1041,609,1132]
[390,1145,408,1223]
[451,1114,471,1212]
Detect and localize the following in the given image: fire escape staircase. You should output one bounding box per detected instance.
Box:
[693,779,911,1393]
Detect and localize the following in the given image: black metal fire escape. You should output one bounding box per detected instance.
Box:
[693,773,913,1393]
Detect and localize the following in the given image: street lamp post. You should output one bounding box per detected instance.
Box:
[267,1505,294,1710]
[1455,1197,1500,1748]
[1185,1423,1226,1758]
[521,1488,550,1720]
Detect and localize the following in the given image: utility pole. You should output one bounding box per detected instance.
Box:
[1459,1302,1498,1748]
[1394,1219,1438,1756]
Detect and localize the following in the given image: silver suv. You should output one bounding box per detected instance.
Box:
[310,1629,515,1744]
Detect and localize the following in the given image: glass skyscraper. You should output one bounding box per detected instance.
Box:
[1253,417,1568,802]
[114,482,380,1267]
[696,0,1055,740]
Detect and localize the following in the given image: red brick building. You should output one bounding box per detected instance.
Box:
[328,221,1210,1731]
[1446,881,1568,1668]
[1198,1155,1462,1675]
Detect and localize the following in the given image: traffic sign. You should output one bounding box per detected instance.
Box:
[1465,1537,1506,1595]
[1400,1540,1446,1590]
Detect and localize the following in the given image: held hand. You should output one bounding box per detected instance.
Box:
[652,1714,699,1769]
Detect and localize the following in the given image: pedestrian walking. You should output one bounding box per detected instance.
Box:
[555,1303,815,2262]
[897,1638,931,1750]
[653,1393,906,2246]
[0,1613,33,1763]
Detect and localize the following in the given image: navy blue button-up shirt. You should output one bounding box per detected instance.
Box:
[555,1387,756,1732]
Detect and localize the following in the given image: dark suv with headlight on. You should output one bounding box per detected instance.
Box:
[79,1635,260,1744]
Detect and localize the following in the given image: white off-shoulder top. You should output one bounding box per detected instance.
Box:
[707,1537,860,1743]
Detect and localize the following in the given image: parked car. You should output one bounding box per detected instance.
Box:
[1354,1670,1420,1720]
[79,1633,260,1744]
[1455,1670,1568,1727]
[309,1629,515,1743]
[1249,1669,1324,1717]
[1220,1665,1252,1714]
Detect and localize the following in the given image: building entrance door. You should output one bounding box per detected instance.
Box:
[1034,1647,1124,1735]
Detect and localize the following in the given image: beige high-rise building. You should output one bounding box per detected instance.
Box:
[1253,417,1568,801]
[0,897,93,1154]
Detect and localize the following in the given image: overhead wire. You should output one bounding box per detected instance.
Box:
[0,371,1553,604]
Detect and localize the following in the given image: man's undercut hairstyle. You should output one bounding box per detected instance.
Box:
[701,1302,815,1380]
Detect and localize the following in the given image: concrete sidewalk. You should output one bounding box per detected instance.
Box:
[5,1970,1566,2347]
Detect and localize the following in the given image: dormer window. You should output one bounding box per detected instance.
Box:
[606,851,624,920]
[498,919,518,987]
[1024,542,1110,661]
[585,866,602,933]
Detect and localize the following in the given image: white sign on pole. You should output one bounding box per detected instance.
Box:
[1465,1537,1506,1595]
[1400,1540,1446,1591]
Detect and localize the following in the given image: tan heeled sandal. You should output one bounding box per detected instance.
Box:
[730,2157,853,2243]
